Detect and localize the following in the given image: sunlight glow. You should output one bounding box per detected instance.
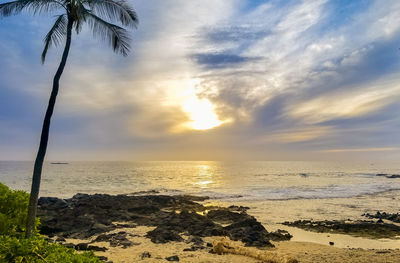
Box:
[182,97,223,130]
[180,83,225,130]
[163,78,231,132]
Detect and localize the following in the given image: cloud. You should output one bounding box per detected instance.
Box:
[193,53,260,69]
[321,147,399,153]
[287,76,400,124]
[258,126,332,143]
[1,0,400,161]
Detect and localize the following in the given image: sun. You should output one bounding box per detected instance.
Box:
[182,94,223,131]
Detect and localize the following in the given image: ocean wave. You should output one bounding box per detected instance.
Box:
[188,183,400,201]
[129,188,183,196]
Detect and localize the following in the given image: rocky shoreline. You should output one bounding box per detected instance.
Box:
[36,193,400,262]
[282,215,400,239]
[37,193,292,252]
[363,211,400,223]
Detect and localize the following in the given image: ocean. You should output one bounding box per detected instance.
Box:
[1,160,400,248]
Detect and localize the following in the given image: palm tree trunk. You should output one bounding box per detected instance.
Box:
[25,17,73,238]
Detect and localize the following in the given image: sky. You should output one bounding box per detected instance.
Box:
[0,0,400,161]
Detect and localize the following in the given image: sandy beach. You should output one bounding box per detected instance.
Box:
[61,226,400,263]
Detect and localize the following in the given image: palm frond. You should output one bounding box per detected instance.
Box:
[0,0,64,17]
[69,1,88,33]
[41,14,67,63]
[85,11,131,56]
[85,0,138,28]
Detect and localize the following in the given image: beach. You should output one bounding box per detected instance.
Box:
[64,230,400,263]
[37,192,400,263]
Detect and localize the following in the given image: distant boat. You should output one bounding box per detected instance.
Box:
[50,162,69,165]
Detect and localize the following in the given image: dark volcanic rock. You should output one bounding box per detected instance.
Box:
[75,243,89,251]
[165,255,180,261]
[363,211,400,223]
[227,205,250,212]
[55,236,66,242]
[141,251,151,259]
[267,229,293,241]
[93,234,111,242]
[146,228,184,243]
[283,219,400,239]
[95,232,135,248]
[75,243,107,252]
[146,210,227,243]
[224,217,274,247]
[38,193,291,248]
[187,236,204,246]
[37,194,208,238]
[87,245,108,252]
[207,210,246,224]
[97,256,109,262]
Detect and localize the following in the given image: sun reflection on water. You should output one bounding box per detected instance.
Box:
[193,164,215,188]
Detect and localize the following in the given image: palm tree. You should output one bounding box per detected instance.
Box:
[0,0,138,237]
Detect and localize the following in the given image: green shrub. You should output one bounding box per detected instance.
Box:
[0,182,32,236]
[0,235,100,263]
[0,183,101,262]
